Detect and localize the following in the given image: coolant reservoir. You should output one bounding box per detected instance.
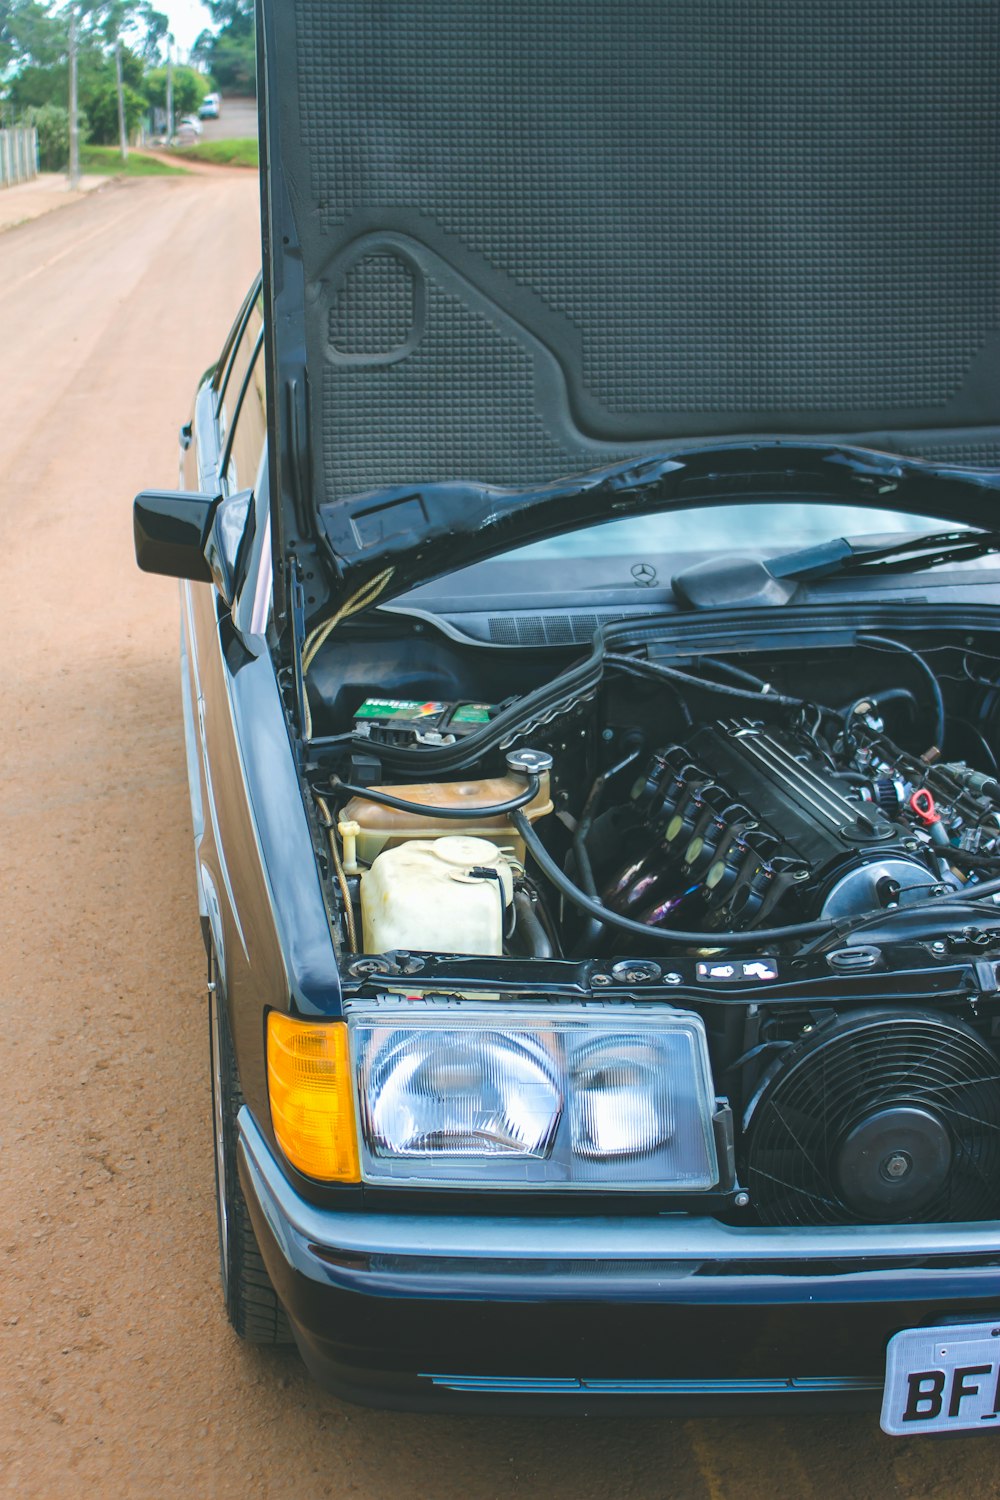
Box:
[361,836,513,955]
[342,766,552,866]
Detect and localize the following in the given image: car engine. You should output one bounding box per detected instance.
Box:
[598,715,998,936]
[309,623,1000,1228]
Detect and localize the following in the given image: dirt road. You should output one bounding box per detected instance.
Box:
[199,96,258,142]
[0,171,996,1499]
[0,174,105,234]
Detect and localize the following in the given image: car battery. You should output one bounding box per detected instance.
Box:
[352,697,495,748]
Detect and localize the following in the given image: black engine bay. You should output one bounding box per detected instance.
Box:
[301,618,1000,1227]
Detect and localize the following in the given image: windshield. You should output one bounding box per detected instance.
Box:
[334,442,1000,614]
[509,503,953,561]
[397,499,992,609]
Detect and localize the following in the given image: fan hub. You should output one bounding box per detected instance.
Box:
[834,1106,952,1220]
[882,1151,911,1180]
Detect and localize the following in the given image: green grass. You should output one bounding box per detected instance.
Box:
[174,138,259,169]
[78,145,186,176]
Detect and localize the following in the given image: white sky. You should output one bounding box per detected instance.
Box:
[159,0,215,57]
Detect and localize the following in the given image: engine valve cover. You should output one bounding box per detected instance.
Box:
[616,719,934,931]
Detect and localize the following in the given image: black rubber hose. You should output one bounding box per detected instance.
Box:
[855,634,946,748]
[796,877,1000,955]
[700,655,771,691]
[513,889,554,958]
[604,653,816,710]
[331,774,540,820]
[839,686,919,722]
[512,809,837,947]
[939,847,1000,869]
[570,747,642,952]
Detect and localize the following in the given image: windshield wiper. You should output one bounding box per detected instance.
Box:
[774,529,1000,581]
[672,527,1000,609]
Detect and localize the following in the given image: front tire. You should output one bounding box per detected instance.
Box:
[209,963,291,1344]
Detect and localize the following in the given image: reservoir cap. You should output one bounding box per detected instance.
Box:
[506,748,554,779]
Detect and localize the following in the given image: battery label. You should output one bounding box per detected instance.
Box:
[353,698,495,744]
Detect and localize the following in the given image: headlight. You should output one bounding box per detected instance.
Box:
[351,1004,717,1190]
[570,1035,674,1159]
[365,1029,561,1158]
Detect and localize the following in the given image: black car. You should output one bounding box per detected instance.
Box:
[135,1,1000,1430]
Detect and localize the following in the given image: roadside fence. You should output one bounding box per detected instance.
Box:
[0,128,40,189]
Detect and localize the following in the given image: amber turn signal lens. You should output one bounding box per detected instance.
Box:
[267,1013,360,1182]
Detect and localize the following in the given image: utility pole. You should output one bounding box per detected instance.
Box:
[165,37,174,142]
[115,39,129,161]
[68,6,80,189]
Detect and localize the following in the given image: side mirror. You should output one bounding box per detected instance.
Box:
[133,490,219,583]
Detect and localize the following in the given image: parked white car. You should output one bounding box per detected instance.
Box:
[174,116,203,146]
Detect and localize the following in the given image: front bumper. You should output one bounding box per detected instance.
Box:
[238,1108,1000,1413]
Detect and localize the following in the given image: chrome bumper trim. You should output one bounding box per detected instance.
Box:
[422,1374,883,1396]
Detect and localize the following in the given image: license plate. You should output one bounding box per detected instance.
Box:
[881,1321,1000,1435]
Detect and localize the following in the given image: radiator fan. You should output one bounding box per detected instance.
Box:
[744,1010,1000,1226]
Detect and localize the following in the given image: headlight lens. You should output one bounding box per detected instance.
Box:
[365,1029,561,1158]
[351,1005,717,1190]
[569,1035,674,1160]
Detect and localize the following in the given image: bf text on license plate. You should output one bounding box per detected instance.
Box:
[882,1322,1000,1435]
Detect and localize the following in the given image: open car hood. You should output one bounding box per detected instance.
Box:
[258,1,1000,619]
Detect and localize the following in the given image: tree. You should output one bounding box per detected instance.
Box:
[194,0,254,96]
[89,0,168,63]
[2,0,187,153]
[83,71,142,141]
[7,61,67,110]
[83,6,167,157]
[1,1,67,73]
[144,62,207,117]
[24,99,81,168]
[5,11,105,114]
[203,0,250,24]
[200,28,253,93]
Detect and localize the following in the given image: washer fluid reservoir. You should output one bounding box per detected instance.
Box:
[361,836,513,956]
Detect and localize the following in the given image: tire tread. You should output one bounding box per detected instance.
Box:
[212,977,292,1345]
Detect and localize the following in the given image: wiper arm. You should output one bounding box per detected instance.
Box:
[775,529,1000,581]
[673,527,1000,610]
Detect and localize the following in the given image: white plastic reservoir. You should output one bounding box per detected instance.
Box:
[360,836,514,956]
